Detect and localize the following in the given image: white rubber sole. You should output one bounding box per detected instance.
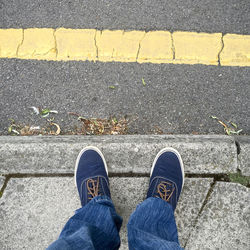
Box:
[150,147,185,189]
[74,146,108,187]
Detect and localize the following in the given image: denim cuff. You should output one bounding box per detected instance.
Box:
[75,195,113,214]
[145,196,174,210]
[91,195,113,204]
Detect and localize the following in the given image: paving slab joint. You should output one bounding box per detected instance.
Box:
[0,175,10,198]
[0,172,233,179]
[0,172,238,199]
[234,139,241,155]
[184,179,216,248]
[234,136,250,176]
[227,170,250,188]
[193,179,216,217]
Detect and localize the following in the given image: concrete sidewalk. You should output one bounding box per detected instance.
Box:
[0,135,249,249]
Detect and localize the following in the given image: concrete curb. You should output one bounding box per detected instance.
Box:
[0,134,243,175]
[236,136,250,176]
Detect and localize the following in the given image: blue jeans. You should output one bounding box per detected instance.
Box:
[47,196,183,250]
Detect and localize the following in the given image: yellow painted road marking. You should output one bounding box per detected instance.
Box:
[0,29,23,57]
[18,28,56,60]
[96,30,145,62]
[220,34,250,66]
[137,31,173,63]
[172,32,222,65]
[56,28,96,61]
[0,28,250,66]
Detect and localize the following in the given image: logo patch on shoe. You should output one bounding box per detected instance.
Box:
[156,181,176,202]
[150,177,178,206]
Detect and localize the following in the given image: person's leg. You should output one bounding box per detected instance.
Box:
[127,148,184,250]
[47,147,122,250]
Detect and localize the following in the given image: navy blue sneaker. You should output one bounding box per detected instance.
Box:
[147,147,184,210]
[74,146,111,206]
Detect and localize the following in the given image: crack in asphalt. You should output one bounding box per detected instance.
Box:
[218,33,225,66]
[171,32,176,60]
[16,29,24,56]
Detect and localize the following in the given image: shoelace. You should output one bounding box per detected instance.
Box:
[155,181,175,202]
[87,177,102,200]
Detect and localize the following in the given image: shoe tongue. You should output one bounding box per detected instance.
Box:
[157,177,175,186]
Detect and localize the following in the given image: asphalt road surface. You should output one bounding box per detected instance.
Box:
[0,0,249,34]
[0,59,249,135]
